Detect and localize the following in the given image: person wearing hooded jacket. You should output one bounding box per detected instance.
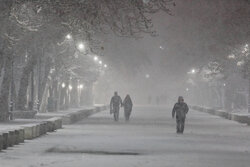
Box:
[172,96,189,134]
[123,94,133,121]
[110,91,123,121]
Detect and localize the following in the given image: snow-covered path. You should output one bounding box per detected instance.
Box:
[1,106,250,167]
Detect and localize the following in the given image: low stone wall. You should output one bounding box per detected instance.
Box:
[0,105,108,151]
[12,110,37,119]
[191,105,250,125]
[62,109,95,124]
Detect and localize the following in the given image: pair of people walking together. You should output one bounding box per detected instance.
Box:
[110,93,188,134]
[110,92,133,121]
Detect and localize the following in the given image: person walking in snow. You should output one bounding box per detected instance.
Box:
[110,91,123,121]
[123,94,133,121]
[172,96,189,134]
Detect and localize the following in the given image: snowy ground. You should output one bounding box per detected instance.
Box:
[1,106,250,167]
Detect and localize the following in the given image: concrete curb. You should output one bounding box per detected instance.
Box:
[191,105,250,125]
[0,105,108,151]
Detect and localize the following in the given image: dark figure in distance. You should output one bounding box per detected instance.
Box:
[172,96,189,134]
[110,91,123,121]
[123,94,133,121]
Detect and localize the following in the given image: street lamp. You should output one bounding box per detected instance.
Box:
[77,42,85,52]
[188,68,198,74]
[99,60,102,65]
[79,84,83,89]
[62,83,66,88]
[104,64,108,68]
[94,56,98,61]
[69,85,73,90]
[66,34,72,40]
[78,84,83,89]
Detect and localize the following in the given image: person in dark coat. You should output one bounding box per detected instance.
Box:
[110,91,123,121]
[123,94,133,121]
[172,96,189,134]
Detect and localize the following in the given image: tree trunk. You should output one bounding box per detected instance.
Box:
[0,51,3,77]
[70,78,79,107]
[60,79,69,110]
[60,86,67,109]
[248,77,250,113]
[222,85,225,110]
[28,69,34,110]
[52,79,59,111]
[38,57,51,105]
[16,55,37,111]
[79,81,84,106]
[0,54,12,121]
[84,82,93,106]
[65,83,70,110]
[39,79,51,113]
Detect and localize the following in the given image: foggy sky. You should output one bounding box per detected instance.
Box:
[95,0,250,104]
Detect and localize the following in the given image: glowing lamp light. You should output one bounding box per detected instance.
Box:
[145,74,150,79]
[94,56,98,61]
[99,61,102,65]
[77,43,85,51]
[62,83,65,88]
[104,64,108,68]
[80,84,83,89]
[186,88,189,91]
[66,34,72,40]
[69,85,73,90]
[78,84,83,89]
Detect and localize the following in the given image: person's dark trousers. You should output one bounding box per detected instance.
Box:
[113,107,120,121]
[176,117,185,133]
[114,111,119,121]
[113,106,120,121]
[124,110,131,121]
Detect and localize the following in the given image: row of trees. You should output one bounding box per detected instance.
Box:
[187,43,250,112]
[0,0,175,121]
[185,0,250,112]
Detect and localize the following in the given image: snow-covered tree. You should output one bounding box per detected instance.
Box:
[0,0,175,121]
[228,43,250,112]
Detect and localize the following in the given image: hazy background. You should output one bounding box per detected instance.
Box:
[93,0,250,105]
